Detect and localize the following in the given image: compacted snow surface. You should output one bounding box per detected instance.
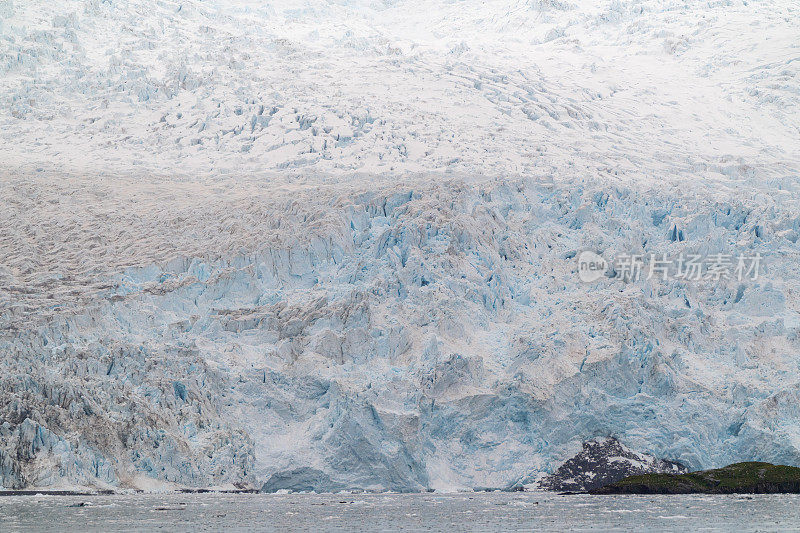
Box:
[0,0,799,491]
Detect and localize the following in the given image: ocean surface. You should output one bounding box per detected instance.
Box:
[1,492,798,532]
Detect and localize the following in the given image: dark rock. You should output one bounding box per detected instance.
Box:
[538,437,687,492]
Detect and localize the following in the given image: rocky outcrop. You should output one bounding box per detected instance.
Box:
[538,438,688,492]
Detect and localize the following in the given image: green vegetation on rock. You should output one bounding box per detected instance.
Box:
[591,462,800,494]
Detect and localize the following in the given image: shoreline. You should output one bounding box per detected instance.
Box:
[0,488,260,497]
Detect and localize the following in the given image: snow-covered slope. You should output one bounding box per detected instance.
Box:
[0,0,799,491]
[1,0,797,179]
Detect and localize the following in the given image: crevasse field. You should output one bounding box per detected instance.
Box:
[0,0,799,492]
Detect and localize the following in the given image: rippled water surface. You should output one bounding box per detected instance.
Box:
[1,492,799,532]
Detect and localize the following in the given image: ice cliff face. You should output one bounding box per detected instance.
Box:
[2,173,800,491]
[1,0,799,491]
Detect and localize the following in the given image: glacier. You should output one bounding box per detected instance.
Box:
[0,0,799,492]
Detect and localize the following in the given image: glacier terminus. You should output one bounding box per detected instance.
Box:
[0,0,799,494]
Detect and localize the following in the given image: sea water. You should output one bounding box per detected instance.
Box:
[1,492,798,532]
